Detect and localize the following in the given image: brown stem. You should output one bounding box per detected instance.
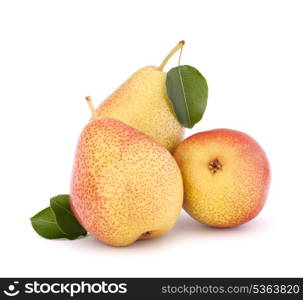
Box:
[158,40,185,71]
[85,96,97,119]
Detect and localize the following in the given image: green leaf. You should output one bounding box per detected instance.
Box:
[50,194,87,237]
[30,207,70,239]
[166,65,208,128]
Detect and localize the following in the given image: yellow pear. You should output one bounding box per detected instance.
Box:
[95,41,185,152]
[174,129,271,228]
[70,98,183,246]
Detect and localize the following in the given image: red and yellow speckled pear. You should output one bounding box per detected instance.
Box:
[173,129,271,228]
[94,41,185,153]
[70,98,183,246]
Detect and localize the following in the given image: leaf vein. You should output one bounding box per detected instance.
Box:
[178,66,192,127]
[32,219,56,225]
[52,199,74,216]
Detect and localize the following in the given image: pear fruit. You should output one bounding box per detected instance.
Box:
[70,100,183,246]
[95,41,185,152]
[174,129,271,227]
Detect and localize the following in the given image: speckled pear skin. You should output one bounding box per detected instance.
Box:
[174,129,271,227]
[70,118,183,246]
[95,66,184,152]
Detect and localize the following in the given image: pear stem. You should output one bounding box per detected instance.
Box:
[85,96,97,119]
[158,40,185,71]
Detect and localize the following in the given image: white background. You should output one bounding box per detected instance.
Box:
[1,0,302,277]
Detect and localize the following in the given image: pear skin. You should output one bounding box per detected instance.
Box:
[95,42,185,152]
[174,129,271,227]
[70,118,183,246]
